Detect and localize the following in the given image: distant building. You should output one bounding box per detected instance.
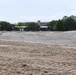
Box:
[15,26,27,31]
[37,20,48,26]
[37,20,48,31]
[15,20,49,31]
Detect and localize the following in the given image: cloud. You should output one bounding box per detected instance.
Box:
[20,14,66,22]
[20,10,76,22]
[20,16,52,22]
[70,3,76,10]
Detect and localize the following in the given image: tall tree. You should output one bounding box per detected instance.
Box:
[63,16,76,30]
[0,21,13,31]
[48,20,57,31]
[53,20,65,31]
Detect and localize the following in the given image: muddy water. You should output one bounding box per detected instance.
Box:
[0,31,76,46]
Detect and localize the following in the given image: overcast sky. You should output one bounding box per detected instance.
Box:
[0,0,76,23]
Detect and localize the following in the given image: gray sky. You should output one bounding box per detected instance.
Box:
[0,0,76,23]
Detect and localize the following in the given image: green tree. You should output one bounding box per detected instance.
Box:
[0,21,13,31]
[48,20,57,31]
[25,22,40,31]
[17,22,24,26]
[62,15,76,30]
[53,20,65,31]
[54,15,76,31]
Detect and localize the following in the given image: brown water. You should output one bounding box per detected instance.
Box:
[0,31,76,46]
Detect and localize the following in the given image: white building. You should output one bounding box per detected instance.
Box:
[15,26,27,31]
[37,20,48,30]
[37,20,48,26]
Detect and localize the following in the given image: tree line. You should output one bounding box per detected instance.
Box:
[48,15,76,31]
[0,21,40,31]
[0,15,76,31]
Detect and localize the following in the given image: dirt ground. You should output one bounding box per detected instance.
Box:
[0,40,76,75]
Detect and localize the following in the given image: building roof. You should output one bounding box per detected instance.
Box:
[40,26,48,28]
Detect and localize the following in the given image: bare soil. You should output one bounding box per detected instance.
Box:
[0,40,76,75]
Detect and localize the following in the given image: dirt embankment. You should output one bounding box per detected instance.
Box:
[0,40,76,75]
